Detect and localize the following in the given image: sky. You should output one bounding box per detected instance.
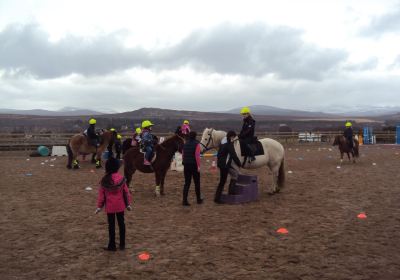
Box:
[0,0,400,113]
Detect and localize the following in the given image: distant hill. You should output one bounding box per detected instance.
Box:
[223,105,337,118]
[0,107,106,116]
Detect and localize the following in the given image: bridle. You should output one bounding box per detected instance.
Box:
[200,129,214,153]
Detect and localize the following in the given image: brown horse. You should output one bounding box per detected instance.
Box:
[333,135,359,163]
[66,130,115,169]
[123,133,184,196]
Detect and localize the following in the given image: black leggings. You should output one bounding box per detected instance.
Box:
[183,165,201,203]
[107,212,125,249]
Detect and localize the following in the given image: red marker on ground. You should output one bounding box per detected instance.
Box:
[138,252,151,261]
[357,213,367,219]
[277,228,289,234]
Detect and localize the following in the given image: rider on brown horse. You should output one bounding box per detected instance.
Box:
[85,118,100,147]
[141,120,157,166]
[344,121,354,149]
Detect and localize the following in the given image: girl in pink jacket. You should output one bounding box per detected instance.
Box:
[95,157,132,251]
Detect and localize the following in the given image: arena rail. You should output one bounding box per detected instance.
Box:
[0,131,396,151]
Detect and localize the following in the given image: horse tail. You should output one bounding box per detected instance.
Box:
[277,157,285,189]
[66,141,73,169]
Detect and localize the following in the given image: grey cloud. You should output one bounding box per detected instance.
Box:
[361,7,400,36]
[0,24,150,78]
[0,22,347,80]
[159,23,347,80]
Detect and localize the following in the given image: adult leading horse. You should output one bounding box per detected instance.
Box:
[200,128,285,194]
[333,135,359,163]
[66,130,115,169]
[123,133,185,196]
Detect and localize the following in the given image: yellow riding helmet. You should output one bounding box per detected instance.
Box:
[183,120,189,124]
[89,118,96,124]
[117,134,122,139]
[345,122,352,127]
[135,127,142,134]
[240,106,251,115]
[142,120,154,128]
[110,128,116,132]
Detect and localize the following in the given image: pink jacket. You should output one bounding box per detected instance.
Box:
[97,173,132,213]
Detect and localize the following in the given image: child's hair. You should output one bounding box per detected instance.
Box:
[101,157,120,186]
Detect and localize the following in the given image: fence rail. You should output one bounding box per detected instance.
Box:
[0,131,396,151]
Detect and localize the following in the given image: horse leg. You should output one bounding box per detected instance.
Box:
[155,172,161,197]
[160,170,167,196]
[91,153,96,164]
[124,161,135,190]
[95,151,102,168]
[267,164,278,195]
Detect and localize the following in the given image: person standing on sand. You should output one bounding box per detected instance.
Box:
[214,131,242,204]
[95,157,132,251]
[182,131,203,206]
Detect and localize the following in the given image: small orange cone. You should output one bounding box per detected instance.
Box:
[138,252,151,262]
[277,228,289,234]
[357,212,367,219]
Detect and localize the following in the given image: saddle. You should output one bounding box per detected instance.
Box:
[239,139,265,157]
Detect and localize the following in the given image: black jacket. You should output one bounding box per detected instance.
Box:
[87,124,97,139]
[182,139,199,167]
[217,141,241,169]
[239,116,255,139]
[344,127,353,140]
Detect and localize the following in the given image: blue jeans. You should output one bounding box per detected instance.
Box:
[144,145,153,161]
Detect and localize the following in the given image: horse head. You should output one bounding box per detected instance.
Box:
[200,128,215,153]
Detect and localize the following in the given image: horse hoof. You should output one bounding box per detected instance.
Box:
[66,165,72,169]
[73,165,80,169]
[268,191,275,196]
[96,165,102,169]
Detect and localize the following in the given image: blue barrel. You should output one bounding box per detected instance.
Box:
[363,127,373,144]
[37,146,50,156]
[396,125,400,144]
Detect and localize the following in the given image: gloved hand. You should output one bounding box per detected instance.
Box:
[127,205,132,211]
[95,208,101,214]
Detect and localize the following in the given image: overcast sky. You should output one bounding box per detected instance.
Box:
[0,0,399,113]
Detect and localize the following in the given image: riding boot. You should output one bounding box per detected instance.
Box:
[228,179,237,195]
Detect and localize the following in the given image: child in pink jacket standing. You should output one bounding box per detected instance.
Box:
[95,157,132,251]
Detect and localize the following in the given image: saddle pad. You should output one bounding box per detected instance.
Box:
[240,140,265,157]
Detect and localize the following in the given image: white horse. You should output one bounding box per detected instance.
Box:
[200,128,286,194]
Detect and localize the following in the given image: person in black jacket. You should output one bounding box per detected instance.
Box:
[344,121,354,149]
[238,107,256,162]
[182,131,203,206]
[86,118,99,147]
[214,131,242,204]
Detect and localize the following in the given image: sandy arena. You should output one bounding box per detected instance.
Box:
[1,143,400,280]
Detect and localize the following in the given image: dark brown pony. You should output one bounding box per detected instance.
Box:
[123,133,185,196]
[333,135,359,163]
[66,130,115,169]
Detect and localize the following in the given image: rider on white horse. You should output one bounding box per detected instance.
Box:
[239,106,256,162]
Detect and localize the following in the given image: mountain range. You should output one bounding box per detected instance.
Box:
[2,105,399,118]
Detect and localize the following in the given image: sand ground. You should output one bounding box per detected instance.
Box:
[1,144,400,280]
